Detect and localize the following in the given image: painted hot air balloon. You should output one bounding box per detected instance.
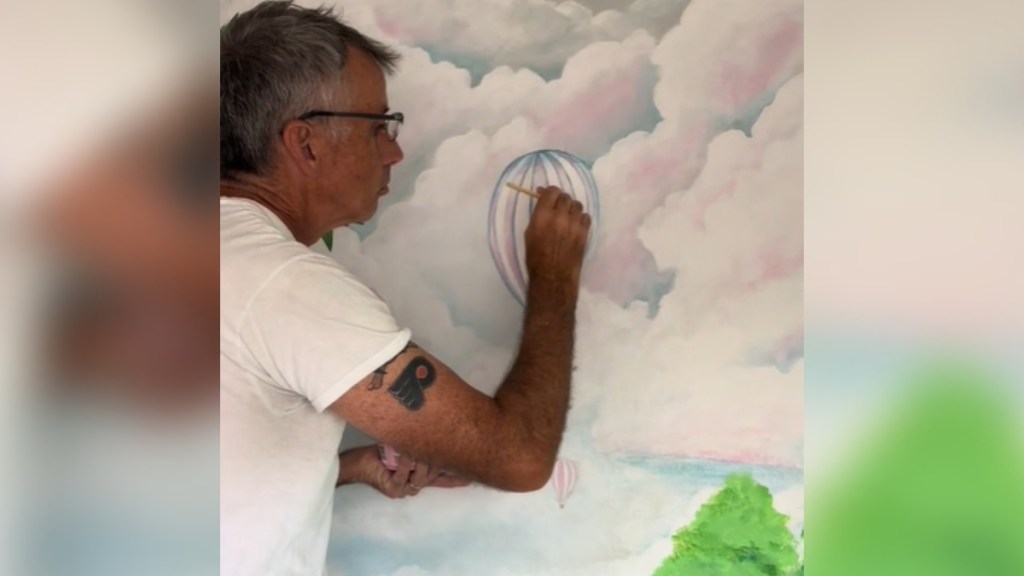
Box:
[551,458,578,509]
[488,150,600,306]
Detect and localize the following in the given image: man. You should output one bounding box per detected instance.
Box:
[220,2,591,574]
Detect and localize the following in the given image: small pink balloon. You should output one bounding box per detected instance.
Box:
[552,458,578,508]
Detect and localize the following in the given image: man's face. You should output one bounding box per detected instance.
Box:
[316,49,404,226]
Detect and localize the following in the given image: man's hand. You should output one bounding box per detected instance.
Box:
[524,185,592,290]
[337,445,471,498]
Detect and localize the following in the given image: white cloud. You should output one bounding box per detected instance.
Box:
[368,0,618,78]
[382,568,432,576]
[590,351,804,466]
[488,537,674,576]
[580,0,803,305]
[652,0,803,124]
[372,28,658,230]
[572,75,803,466]
[773,484,804,529]
[774,484,804,560]
[640,75,803,330]
[223,0,685,80]
[373,538,674,576]
[351,0,685,80]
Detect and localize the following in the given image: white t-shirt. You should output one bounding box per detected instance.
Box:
[220,197,410,576]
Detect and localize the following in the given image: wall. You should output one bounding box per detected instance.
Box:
[220,1,804,574]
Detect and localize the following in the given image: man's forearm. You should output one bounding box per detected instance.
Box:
[494,279,577,478]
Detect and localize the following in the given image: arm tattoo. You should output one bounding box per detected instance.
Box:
[388,356,436,411]
[368,341,419,391]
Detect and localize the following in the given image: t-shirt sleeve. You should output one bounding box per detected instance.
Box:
[240,254,411,412]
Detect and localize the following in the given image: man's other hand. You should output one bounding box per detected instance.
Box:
[337,445,471,498]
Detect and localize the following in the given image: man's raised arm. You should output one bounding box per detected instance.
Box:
[331,186,591,492]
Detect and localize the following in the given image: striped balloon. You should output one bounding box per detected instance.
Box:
[551,458,578,509]
[488,150,600,306]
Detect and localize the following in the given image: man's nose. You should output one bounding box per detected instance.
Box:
[382,138,404,166]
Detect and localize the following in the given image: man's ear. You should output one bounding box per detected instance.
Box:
[280,121,320,176]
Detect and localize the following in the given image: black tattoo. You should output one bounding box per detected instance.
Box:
[367,341,419,391]
[368,370,386,391]
[388,356,436,411]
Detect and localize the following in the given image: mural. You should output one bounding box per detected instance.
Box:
[219,0,805,574]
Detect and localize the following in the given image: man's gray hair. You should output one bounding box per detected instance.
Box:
[220,1,400,178]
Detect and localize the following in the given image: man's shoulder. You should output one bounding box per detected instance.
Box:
[221,197,296,250]
[221,198,313,295]
[219,198,382,313]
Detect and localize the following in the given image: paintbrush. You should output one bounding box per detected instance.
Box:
[505,181,541,199]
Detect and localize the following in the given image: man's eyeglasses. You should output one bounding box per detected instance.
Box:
[297,111,404,141]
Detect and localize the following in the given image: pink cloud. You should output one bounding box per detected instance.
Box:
[718,22,803,112]
[579,1,803,307]
[542,68,648,151]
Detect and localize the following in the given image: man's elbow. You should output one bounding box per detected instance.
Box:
[496,452,555,493]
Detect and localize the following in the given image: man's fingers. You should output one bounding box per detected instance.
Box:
[535,186,560,208]
[409,461,433,490]
[374,468,405,499]
[394,453,415,475]
[388,454,415,491]
[553,192,572,211]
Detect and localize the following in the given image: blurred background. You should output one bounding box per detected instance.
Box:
[805,1,1024,574]
[1,1,218,575]
[0,0,1021,575]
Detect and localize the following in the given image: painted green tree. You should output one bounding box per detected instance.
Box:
[653,473,799,576]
